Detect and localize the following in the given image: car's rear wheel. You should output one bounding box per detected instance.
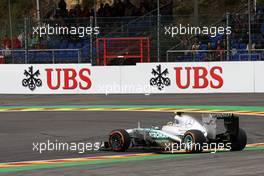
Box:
[109,129,131,152]
[183,130,206,153]
[230,128,247,151]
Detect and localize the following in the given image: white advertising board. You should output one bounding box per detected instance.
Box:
[0,61,261,94]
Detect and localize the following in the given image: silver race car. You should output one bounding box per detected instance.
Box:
[102,112,247,153]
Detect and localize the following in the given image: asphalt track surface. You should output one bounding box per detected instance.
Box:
[0,94,264,176]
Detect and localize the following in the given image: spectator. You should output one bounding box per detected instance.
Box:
[58,0,68,18]
[90,8,95,17]
[137,3,147,16]
[124,0,137,16]
[103,3,112,17]
[68,8,77,18]
[97,3,105,17]
[12,35,21,49]
[2,35,11,49]
[216,40,224,60]
[75,4,83,18]
[191,40,200,50]
[30,34,40,49]
[18,33,24,46]
[83,6,91,17]
[255,41,262,49]
[141,0,151,12]
[207,42,214,61]
[247,43,256,50]
[112,0,125,16]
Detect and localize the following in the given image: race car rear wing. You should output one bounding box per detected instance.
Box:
[211,113,236,119]
[175,111,240,138]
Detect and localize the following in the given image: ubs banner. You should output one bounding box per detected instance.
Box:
[0,62,262,94]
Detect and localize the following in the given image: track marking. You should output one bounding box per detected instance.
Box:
[1,106,264,116]
[0,143,263,172]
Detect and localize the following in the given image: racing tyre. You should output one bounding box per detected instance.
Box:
[230,128,247,151]
[109,129,131,152]
[183,130,206,153]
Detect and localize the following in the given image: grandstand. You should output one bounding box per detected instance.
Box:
[0,0,264,64]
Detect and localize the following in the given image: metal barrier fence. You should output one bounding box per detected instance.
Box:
[0,49,82,64]
[166,49,264,62]
[0,9,264,64]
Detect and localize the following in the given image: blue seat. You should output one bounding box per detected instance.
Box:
[59,43,68,49]
[75,43,82,49]
[35,52,52,62]
[195,52,205,61]
[199,44,208,50]
[239,43,247,50]
[230,54,240,61]
[251,54,259,61]
[182,55,193,62]
[240,54,250,61]
[12,51,24,59]
[82,47,90,58]
[68,43,75,49]
[232,43,239,49]
[54,51,67,63]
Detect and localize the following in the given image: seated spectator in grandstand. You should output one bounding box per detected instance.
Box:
[191,40,200,50]
[207,42,212,50]
[58,0,68,18]
[83,6,91,17]
[141,0,152,12]
[103,3,112,17]
[137,3,148,16]
[247,43,256,50]
[2,35,11,49]
[112,0,125,16]
[75,4,83,18]
[255,41,263,49]
[97,3,105,17]
[90,8,95,17]
[207,42,214,61]
[18,33,24,48]
[179,38,190,50]
[216,40,224,61]
[12,35,21,49]
[68,8,77,18]
[124,0,137,16]
[150,0,158,11]
[30,34,40,49]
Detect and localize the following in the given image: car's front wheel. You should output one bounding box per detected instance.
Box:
[109,129,131,152]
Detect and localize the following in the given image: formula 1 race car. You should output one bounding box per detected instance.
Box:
[102,112,247,153]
